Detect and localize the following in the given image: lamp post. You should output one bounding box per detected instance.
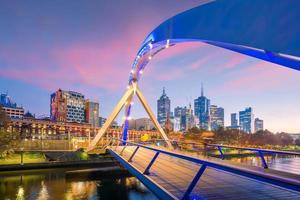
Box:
[20,147,24,165]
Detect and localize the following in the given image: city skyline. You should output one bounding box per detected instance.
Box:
[0,1,299,133]
[0,87,282,134]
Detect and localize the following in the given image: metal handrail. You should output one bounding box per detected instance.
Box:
[145,139,300,169]
[109,138,300,199]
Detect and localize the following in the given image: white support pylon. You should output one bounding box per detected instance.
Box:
[135,83,172,148]
[88,81,172,151]
[87,84,134,151]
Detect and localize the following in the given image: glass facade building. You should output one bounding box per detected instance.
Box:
[157,88,171,128]
[231,113,238,127]
[210,105,224,130]
[254,118,264,132]
[50,89,86,123]
[194,86,210,130]
[85,100,99,127]
[239,107,254,133]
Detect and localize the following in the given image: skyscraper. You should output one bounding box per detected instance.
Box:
[174,106,186,131]
[231,113,238,127]
[254,118,264,132]
[210,105,224,130]
[157,87,171,128]
[85,100,99,127]
[239,107,254,133]
[50,89,86,123]
[194,84,210,130]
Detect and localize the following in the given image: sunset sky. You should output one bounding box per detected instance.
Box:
[0,0,299,133]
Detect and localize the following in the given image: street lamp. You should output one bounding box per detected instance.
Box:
[20,147,24,165]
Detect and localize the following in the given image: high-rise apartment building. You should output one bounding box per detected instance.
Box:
[210,105,224,130]
[50,89,86,123]
[239,107,254,133]
[194,84,210,130]
[157,88,171,128]
[254,118,264,132]
[85,100,99,127]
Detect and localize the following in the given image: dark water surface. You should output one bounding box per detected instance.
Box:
[0,169,158,200]
[225,154,300,174]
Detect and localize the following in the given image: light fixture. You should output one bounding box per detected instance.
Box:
[148,55,152,60]
[139,70,143,74]
[148,43,153,49]
[166,39,170,48]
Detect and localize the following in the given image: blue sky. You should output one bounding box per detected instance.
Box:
[0,0,299,133]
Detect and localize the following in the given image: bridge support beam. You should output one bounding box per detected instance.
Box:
[182,164,207,199]
[87,81,172,151]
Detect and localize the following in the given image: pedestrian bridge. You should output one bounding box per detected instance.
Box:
[105,140,300,200]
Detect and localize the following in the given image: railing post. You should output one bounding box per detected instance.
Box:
[217,146,225,160]
[128,146,140,162]
[114,140,120,151]
[258,150,268,169]
[120,144,127,156]
[182,164,207,200]
[144,151,160,175]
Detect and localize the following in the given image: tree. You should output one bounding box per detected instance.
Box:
[295,139,300,146]
[0,106,16,158]
[0,105,10,129]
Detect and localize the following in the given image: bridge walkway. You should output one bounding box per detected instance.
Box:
[109,145,300,200]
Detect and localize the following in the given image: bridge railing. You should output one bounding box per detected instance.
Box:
[143,139,300,171]
[108,138,300,199]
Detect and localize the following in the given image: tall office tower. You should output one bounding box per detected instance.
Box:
[231,113,238,127]
[254,118,264,132]
[210,105,224,130]
[0,93,24,119]
[173,117,181,132]
[50,89,85,123]
[174,106,186,131]
[157,87,171,128]
[85,100,99,127]
[194,84,210,130]
[239,107,254,133]
[186,103,196,130]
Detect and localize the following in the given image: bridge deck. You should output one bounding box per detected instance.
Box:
[110,146,300,200]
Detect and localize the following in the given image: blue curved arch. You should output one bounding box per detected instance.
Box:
[122,0,300,143]
[128,0,300,86]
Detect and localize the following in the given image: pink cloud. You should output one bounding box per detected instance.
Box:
[218,61,299,93]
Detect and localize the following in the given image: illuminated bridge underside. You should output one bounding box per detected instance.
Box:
[131,0,300,84]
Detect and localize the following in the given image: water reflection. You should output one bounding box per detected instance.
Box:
[225,155,300,174]
[0,170,158,200]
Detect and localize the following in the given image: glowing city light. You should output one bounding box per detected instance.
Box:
[148,55,152,60]
[139,70,143,74]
